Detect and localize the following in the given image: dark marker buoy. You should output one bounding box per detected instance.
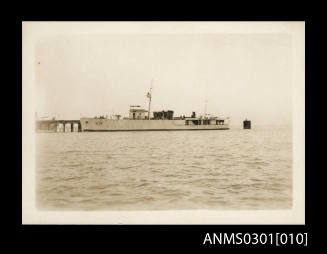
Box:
[243,119,251,129]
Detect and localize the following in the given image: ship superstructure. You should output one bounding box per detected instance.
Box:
[80,87,229,131]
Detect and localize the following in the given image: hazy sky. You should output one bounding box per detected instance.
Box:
[35,33,292,125]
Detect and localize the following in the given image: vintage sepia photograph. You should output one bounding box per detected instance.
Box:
[22,22,305,224]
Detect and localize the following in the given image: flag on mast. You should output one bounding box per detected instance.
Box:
[147,78,153,98]
[147,80,153,120]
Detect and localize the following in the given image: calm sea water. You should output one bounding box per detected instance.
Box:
[36,125,292,210]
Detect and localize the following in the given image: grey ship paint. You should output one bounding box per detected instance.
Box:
[80,88,229,132]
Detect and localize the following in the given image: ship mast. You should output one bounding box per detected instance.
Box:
[147,79,153,120]
[204,98,208,119]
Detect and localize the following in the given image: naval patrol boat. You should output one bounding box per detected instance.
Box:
[80,88,229,132]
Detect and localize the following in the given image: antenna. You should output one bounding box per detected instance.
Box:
[204,98,208,118]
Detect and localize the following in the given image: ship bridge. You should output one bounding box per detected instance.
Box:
[129,106,148,119]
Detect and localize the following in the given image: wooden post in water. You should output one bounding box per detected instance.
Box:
[243,119,251,129]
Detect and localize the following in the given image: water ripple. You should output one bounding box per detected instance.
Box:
[36,126,292,210]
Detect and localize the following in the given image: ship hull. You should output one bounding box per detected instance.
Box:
[80,118,229,132]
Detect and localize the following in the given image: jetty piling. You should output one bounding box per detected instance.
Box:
[243,120,251,129]
[36,120,82,133]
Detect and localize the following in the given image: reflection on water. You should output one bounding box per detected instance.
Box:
[36,125,292,210]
